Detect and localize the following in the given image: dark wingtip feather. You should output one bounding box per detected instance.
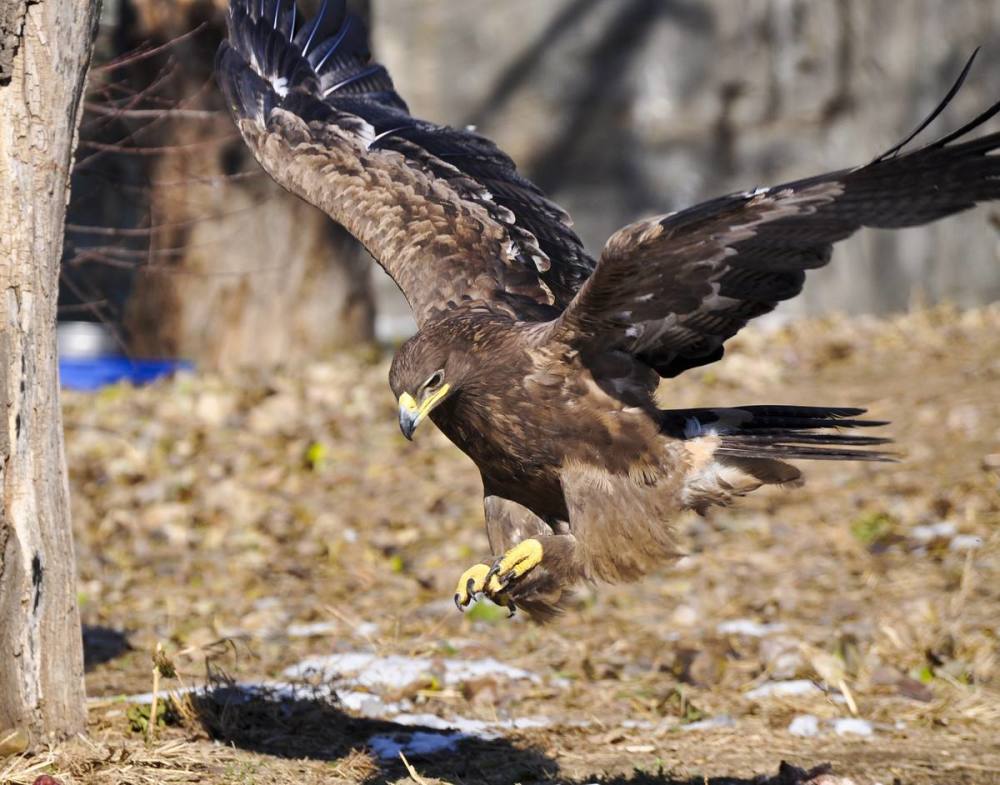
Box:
[873,48,981,163]
[218,0,405,127]
[926,94,1000,151]
[870,47,1000,167]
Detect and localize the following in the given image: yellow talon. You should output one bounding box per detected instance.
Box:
[454,539,544,615]
[488,538,544,586]
[453,563,503,610]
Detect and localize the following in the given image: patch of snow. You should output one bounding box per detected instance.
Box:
[368,731,467,759]
[832,717,874,737]
[717,619,787,637]
[745,679,822,700]
[680,715,735,732]
[910,521,956,542]
[390,712,550,736]
[283,652,539,690]
[365,712,555,759]
[391,712,490,734]
[442,658,540,684]
[504,716,553,731]
[287,621,338,638]
[337,690,391,716]
[950,534,983,551]
[788,714,820,737]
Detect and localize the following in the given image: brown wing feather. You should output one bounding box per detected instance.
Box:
[216,0,593,326]
[238,107,559,324]
[550,87,1000,376]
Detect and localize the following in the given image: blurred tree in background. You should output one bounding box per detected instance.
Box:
[64,0,375,372]
[60,0,1000,371]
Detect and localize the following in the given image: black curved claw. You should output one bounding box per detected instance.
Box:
[485,558,508,590]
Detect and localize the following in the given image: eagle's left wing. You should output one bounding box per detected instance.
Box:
[550,66,1000,377]
[217,0,595,327]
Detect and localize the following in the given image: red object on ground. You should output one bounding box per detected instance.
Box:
[33,776,65,785]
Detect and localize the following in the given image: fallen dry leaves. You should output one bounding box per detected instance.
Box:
[6,304,998,785]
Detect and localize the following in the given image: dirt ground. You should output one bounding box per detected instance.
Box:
[4,305,999,785]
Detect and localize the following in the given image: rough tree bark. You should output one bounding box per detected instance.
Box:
[0,0,99,743]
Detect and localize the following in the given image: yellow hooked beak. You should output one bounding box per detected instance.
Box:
[398,384,451,440]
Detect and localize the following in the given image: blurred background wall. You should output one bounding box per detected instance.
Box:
[63,0,1000,370]
[375,0,1000,319]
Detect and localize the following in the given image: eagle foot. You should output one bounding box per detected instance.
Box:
[453,540,547,618]
[454,564,509,613]
[486,538,544,591]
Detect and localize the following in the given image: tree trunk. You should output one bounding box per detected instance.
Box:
[0,0,98,744]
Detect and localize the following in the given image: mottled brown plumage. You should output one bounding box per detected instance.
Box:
[219,1,1000,619]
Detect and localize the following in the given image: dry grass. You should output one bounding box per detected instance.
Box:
[8,305,1000,785]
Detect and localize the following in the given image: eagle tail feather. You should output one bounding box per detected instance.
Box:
[677,405,893,513]
[672,404,896,463]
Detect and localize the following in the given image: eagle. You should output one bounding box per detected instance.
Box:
[217,0,1000,620]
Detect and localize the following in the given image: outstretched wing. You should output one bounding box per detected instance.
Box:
[550,58,1000,377]
[216,0,594,327]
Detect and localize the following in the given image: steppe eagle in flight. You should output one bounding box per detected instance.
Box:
[218,0,1000,619]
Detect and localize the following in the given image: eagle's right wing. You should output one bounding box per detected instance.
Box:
[549,55,1000,377]
[217,0,595,327]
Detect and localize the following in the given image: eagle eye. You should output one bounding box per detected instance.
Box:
[423,370,445,393]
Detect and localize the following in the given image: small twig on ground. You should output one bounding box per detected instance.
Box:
[399,752,431,785]
[837,679,859,716]
[147,643,163,743]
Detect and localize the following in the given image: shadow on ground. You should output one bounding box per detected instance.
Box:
[190,684,837,785]
[82,625,131,671]
[190,685,559,785]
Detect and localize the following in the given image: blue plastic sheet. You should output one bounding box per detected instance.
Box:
[60,357,193,391]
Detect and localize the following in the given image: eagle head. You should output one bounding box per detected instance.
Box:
[389,330,463,440]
